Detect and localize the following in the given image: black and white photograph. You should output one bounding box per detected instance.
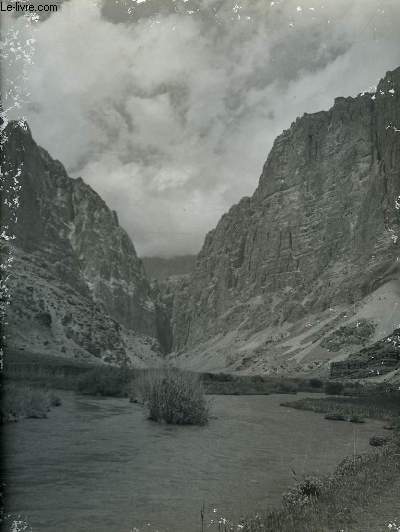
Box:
[1,0,400,530]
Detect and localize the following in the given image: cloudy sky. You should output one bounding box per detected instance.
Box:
[3,0,400,256]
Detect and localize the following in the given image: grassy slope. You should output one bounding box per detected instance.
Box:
[350,477,400,532]
[231,392,400,532]
[238,445,400,532]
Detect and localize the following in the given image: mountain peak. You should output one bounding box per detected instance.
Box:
[171,67,400,376]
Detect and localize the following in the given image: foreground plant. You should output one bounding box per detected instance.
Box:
[0,385,56,422]
[132,367,209,425]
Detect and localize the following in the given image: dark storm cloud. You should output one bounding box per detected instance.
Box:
[3,0,400,256]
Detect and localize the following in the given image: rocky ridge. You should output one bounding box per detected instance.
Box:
[170,67,400,378]
[2,121,165,366]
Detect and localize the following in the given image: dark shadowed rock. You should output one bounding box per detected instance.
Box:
[2,121,165,366]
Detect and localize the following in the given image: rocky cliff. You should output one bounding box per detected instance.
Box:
[171,67,400,377]
[2,121,165,366]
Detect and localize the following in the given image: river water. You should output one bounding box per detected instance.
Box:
[2,392,383,532]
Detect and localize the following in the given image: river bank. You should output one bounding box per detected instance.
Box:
[230,393,400,532]
[3,350,399,531]
[236,440,400,532]
[1,391,387,532]
[3,348,388,398]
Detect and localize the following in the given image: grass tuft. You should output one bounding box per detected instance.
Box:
[132,367,209,425]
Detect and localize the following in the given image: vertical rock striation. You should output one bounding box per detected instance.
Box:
[172,67,400,374]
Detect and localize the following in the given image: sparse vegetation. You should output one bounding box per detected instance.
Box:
[76,366,130,397]
[282,475,324,507]
[4,350,332,398]
[0,384,61,423]
[349,414,365,423]
[3,349,137,396]
[369,435,388,447]
[324,381,344,395]
[320,319,376,352]
[3,349,96,389]
[208,427,400,532]
[235,446,400,532]
[201,373,326,395]
[324,413,346,421]
[308,378,323,389]
[281,390,400,421]
[132,367,209,425]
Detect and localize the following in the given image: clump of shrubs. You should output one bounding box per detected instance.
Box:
[349,415,365,423]
[276,382,298,394]
[308,378,323,389]
[321,319,376,351]
[324,381,344,395]
[132,367,209,425]
[76,366,129,397]
[1,385,57,422]
[369,435,388,447]
[283,475,324,508]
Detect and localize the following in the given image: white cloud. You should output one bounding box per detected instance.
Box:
[4,0,400,256]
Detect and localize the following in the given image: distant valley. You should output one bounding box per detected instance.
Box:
[3,67,400,383]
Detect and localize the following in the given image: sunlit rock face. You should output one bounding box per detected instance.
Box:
[3,121,165,366]
[171,67,400,375]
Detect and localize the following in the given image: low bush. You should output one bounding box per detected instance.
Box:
[324,413,346,421]
[275,382,298,394]
[133,367,209,425]
[369,435,388,447]
[320,319,376,351]
[349,415,365,423]
[24,390,50,418]
[1,385,51,422]
[76,367,129,397]
[324,381,344,395]
[283,475,324,508]
[308,378,323,389]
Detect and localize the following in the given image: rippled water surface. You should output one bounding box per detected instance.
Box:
[2,392,383,532]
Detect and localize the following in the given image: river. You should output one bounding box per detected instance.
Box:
[2,392,383,532]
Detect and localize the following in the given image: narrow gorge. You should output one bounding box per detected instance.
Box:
[2,67,400,381]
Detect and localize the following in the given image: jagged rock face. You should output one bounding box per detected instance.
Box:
[172,68,400,373]
[3,121,164,365]
[149,278,181,355]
